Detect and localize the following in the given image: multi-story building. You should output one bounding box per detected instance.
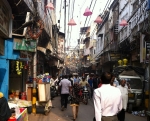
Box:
[94,0,148,74]
[0,0,62,99]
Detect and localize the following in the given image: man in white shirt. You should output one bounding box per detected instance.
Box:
[93,72,122,121]
[59,75,71,111]
[117,79,132,121]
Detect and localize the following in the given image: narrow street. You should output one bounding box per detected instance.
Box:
[28,96,147,121]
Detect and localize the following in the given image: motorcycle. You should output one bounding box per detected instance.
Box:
[50,85,58,100]
[81,86,89,105]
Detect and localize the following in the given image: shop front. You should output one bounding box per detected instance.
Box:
[0,0,18,99]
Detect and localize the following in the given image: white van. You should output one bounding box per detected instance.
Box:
[118,70,143,112]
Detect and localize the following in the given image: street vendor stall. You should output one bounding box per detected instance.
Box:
[8,108,28,121]
[7,100,31,121]
[36,73,52,115]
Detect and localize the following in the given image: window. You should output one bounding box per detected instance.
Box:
[126,78,142,89]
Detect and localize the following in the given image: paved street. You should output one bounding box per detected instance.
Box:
[28,96,147,121]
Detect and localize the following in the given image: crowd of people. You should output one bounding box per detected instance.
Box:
[56,72,132,121]
[0,72,131,121]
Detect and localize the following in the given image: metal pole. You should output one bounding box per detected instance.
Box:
[148,11,150,121]
[32,39,38,115]
[32,0,38,115]
[64,0,66,49]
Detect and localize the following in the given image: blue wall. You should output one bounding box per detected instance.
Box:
[0,38,19,99]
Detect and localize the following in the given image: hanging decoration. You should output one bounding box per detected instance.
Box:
[94,16,103,24]
[119,19,128,26]
[27,20,44,40]
[46,2,54,10]
[16,61,24,75]
[68,19,77,26]
[83,7,92,16]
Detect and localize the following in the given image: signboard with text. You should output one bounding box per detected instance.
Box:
[13,38,37,52]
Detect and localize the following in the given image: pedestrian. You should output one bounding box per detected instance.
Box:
[0,92,11,121]
[117,79,132,121]
[70,83,80,121]
[69,74,74,87]
[50,75,55,86]
[59,75,71,111]
[88,75,93,98]
[93,72,122,121]
[93,74,100,90]
[79,77,89,87]
[74,75,79,84]
[110,74,119,87]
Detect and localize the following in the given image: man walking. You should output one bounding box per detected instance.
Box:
[88,75,93,98]
[117,79,132,121]
[59,75,71,111]
[93,72,122,121]
[93,74,100,90]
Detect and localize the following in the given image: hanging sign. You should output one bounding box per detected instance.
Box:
[13,38,37,52]
[16,61,23,75]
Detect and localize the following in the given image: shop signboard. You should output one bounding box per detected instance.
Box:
[13,38,37,52]
[109,53,120,61]
[0,0,12,38]
[145,41,150,63]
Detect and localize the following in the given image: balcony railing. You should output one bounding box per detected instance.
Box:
[130,0,148,29]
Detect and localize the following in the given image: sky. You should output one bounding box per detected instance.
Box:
[56,0,109,48]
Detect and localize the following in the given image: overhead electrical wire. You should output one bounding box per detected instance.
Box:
[86,0,98,27]
[79,0,98,42]
[67,0,94,54]
[78,0,93,41]
[67,0,87,50]
[67,0,112,55]
[67,0,75,49]
[66,0,71,48]
[66,0,86,48]
[90,0,112,38]
[79,0,112,45]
